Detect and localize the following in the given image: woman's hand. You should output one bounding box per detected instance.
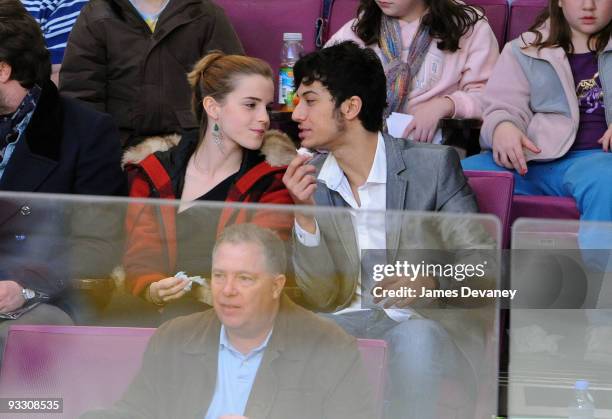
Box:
[492,121,541,175]
[402,97,454,143]
[147,277,189,305]
[597,124,612,152]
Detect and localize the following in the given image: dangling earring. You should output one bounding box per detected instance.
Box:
[212,122,223,147]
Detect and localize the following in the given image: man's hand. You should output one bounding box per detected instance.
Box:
[0,281,26,313]
[402,97,454,143]
[283,154,318,233]
[147,277,189,305]
[283,154,317,205]
[597,124,612,152]
[492,121,541,175]
[372,275,436,308]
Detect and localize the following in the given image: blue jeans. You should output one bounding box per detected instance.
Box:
[320,310,477,419]
[462,149,612,221]
[462,150,612,269]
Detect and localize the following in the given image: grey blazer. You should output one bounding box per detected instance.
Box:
[293,133,493,310]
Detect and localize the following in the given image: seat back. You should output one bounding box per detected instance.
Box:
[0,325,387,417]
[357,338,387,416]
[511,195,580,225]
[328,0,360,41]
[506,0,547,43]
[465,0,509,49]
[215,0,320,85]
[464,170,515,247]
[0,325,155,417]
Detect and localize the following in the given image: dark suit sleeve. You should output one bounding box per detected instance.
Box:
[202,4,244,56]
[0,199,71,298]
[68,111,126,287]
[73,112,125,196]
[59,4,107,112]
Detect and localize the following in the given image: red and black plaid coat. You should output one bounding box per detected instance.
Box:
[123,132,294,297]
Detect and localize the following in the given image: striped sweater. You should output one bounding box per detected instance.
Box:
[21,0,89,64]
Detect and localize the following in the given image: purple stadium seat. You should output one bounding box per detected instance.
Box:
[356,338,387,416]
[214,0,320,82]
[465,0,509,49]
[328,0,360,39]
[464,170,515,247]
[0,325,154,418]
[0,325,386,417]
[511,195,580,225]
[506,0,547,43]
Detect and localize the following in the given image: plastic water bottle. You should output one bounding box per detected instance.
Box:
[279,32,304,110]
[568,380,595,419]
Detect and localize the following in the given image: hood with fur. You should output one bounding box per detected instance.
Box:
[122,129,297,168]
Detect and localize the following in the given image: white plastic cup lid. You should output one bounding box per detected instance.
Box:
[283,32,303,41]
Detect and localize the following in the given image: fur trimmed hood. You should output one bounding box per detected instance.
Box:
[122,129,296,168]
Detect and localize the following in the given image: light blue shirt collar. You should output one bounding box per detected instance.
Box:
[219,325,273,358]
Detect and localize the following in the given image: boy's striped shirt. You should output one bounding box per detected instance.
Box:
[21,0,89,64]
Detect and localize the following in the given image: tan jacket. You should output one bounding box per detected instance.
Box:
[81,296,375,419]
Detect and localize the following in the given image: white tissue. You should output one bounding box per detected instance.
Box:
[386,112,443,144]
[175,271,206,292]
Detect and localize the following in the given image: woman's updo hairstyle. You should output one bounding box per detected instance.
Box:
[187,51,273,139]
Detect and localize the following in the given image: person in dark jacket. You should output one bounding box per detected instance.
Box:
[59,0,244,147]
[122,52,294,318]
[0,1,125,352]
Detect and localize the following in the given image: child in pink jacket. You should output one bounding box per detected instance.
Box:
[462,0,612,229]
[326,0,499,142]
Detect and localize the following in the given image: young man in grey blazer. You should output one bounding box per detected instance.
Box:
[283,41,495,419]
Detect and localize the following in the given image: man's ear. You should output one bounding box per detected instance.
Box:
[272,274,286,299]
[340,95,363,122]
[203,96,221,121]
[0,62,12,83]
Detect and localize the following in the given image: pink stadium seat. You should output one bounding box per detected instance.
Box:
[0,325,154,418]
[506,0,547,43]
[328,0,360,39]
[466,0,509,49]
[0,325,387,417]
[214,0,320,81]
[464,170,515,247]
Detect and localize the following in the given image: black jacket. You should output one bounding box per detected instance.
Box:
[0,81,125,315]
[59,0,244,146]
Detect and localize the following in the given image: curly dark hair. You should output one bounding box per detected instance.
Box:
[0,0,50,88]
[353,0,483,52]
[294,41,387,133]
[526,0,611,54]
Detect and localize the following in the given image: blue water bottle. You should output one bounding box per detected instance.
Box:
[568,379,595,419]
